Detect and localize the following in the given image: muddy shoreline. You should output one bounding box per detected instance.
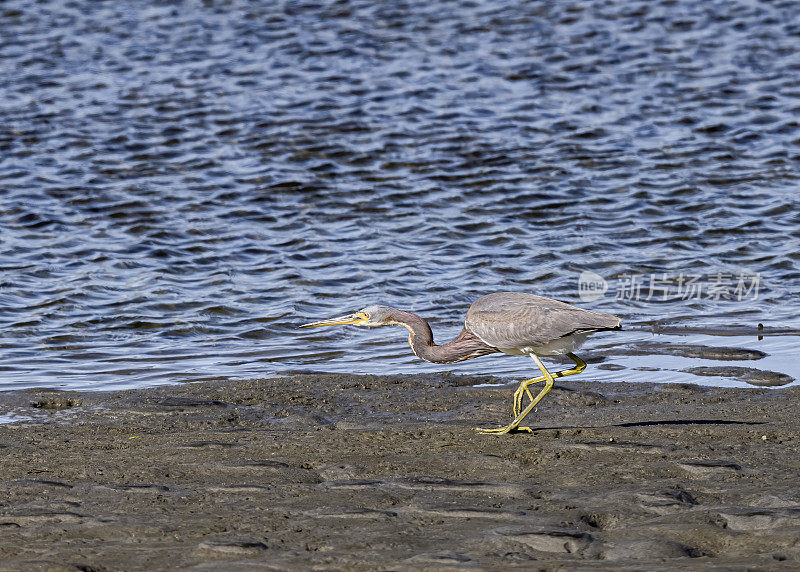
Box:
[1,374,799,570]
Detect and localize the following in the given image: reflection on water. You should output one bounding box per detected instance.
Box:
[0,0,798,391]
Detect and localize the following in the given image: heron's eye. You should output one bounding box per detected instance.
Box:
[358,312,370,320]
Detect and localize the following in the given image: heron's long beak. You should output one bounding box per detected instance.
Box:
[298,313,365,329]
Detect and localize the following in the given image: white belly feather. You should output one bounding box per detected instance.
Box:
[497,331,590,357]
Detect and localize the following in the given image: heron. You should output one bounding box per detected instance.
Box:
[299,292,621,435]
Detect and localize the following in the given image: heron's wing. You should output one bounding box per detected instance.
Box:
[465,292,621,350]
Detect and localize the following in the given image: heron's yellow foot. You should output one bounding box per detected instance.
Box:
[475,424,533,435]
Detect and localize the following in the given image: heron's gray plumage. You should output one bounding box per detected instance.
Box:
[465,292,621,354]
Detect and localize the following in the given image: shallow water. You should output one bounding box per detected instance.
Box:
[0,0,798,392]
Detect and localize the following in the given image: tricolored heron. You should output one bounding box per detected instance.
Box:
[299,292,621,435]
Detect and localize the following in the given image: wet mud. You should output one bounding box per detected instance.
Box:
[1,374,799,570]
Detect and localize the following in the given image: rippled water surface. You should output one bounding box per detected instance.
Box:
[1,0,798,392]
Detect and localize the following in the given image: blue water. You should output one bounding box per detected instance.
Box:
[0,0,798,391]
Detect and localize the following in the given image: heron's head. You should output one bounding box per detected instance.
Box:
[299,304,397,329]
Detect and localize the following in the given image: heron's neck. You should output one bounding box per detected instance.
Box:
[389,310,498,364]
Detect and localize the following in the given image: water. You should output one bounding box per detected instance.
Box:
[0,0,798,392]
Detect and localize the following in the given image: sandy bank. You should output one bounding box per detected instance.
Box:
[1,373,799,570]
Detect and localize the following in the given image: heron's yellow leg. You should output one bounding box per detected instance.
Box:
[512,353,587,416]
[512,353,587,430]
[477,356,554,435]
[477,353,587,435]
[512,375,545,417]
